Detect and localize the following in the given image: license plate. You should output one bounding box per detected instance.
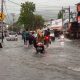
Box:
[37,47,42,50]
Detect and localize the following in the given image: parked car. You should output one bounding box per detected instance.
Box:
[6,32,18,41]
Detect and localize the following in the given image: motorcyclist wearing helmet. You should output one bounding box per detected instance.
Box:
[44,28,50,36]
[44,28,51,45]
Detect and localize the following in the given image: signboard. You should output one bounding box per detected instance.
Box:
[0,13,6,21]
[78,16,80,23]
[77,4,80,12]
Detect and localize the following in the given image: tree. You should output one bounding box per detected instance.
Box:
[57,10,65,19]
[34,14,44,29]
[8,21,21,32]
[18,1,35,30]
[58,11,63,19]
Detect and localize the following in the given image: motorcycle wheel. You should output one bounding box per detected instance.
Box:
[46,41,49,47]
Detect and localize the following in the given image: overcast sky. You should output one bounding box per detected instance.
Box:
[0,0,79,23]
[4,0,80,13]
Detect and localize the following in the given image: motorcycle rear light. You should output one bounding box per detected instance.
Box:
[45,36,49,40]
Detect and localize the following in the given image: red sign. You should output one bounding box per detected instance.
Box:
[78,16,80,23]
[77,5,80,12]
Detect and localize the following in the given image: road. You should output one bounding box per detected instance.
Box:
[0,36,80,80]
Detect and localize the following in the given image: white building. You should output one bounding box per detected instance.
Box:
[46,19,63,31]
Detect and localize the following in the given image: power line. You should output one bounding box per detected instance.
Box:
[3,0,76,12]
[7,0,21,6]
[6,0,76,9]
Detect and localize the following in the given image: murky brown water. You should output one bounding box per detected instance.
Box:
[0,37,80,80]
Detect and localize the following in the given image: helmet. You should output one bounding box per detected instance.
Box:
[47,28,50,31]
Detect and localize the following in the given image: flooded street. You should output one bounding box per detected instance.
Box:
[0,0,80,79]
[0,36,80,80]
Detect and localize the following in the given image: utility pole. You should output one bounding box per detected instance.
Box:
[62,7,64,27]
[69,6,70,23]
[1,0,4,43]
[62,7,64,29]
[11,13,15,31]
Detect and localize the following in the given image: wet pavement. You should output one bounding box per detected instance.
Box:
[0,36,80,80]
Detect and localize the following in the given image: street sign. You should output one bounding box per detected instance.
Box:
[0,13,6,21]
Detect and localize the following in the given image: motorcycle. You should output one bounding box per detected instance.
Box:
[44,36,51,47]
[36,42,45,54]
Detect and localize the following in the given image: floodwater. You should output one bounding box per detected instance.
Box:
[0,36,80,80]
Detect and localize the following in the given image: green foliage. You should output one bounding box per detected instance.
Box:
[8,22,21,32]
[57,10,65,19]
[18,1,44,30]
[34,14,44,29]
[58,11,63,19]
[18,1,35,30]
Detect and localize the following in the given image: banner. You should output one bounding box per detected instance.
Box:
[78,16,80,23]
[77,4,80,12]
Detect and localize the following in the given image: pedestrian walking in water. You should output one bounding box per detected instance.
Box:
[22,30,26,45]
[25,29,30,47]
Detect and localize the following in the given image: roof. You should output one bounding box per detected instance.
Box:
[76,3,80,5]
[47,19,62,28]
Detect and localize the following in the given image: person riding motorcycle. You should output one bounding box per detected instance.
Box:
[36,29,45,53]
[37,30,44,43]
[44,28,51,45]
[44,28,50,36]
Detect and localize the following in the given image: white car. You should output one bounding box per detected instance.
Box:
[6,33,18,41]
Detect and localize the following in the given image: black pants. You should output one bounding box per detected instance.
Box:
[33,39,37,48]
[29,38,33,45]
